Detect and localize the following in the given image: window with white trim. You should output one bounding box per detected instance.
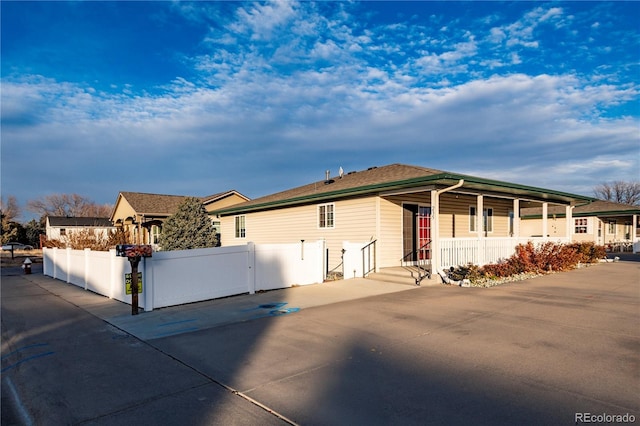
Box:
[574,218,588,234]
[151,225,161,244]
[469,206,493,233]
[607,220,616,235]
[318,203,335,228]
[235,215,246,238]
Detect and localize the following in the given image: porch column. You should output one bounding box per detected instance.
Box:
[633,214,638,248]
[542,202,548,239]
[430,189,440,271]
[565,205,573,242]
[477,195,484,265]
[512,199,520,238]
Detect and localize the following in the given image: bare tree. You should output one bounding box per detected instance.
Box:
[1,195,23,244]
[27,193,113,219]
[594,181,640,206]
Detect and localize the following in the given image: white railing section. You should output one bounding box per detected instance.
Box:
[438,237,571,269]
[43,241,325,312]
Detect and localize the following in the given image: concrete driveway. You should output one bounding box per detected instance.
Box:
[2,259,639,425]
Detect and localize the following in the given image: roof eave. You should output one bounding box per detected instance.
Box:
[214,173,593,216]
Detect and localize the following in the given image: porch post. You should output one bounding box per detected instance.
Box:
[477,195,484,265]
[512,199,520,238]
[633,214,638,247]
[542,202,548,239]
[565,205,573,242]
[430,189,440,272]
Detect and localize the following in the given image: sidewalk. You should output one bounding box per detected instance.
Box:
[21,272,422,341]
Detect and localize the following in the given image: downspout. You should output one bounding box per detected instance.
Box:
[431,179,464,282]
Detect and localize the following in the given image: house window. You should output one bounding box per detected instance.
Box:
[607,220,616,235]
[318,203,335,228]
[575,218,588,234]
[60,228,66,236]
[484,208,493,233]
[470,206,493,233]
[235,216,246,238]
[151,225,161,244]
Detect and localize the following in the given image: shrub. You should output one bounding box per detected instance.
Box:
[449,241,607,285]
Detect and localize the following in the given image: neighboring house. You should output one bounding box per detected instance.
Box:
[202,190,251,236]
[521,200,640,251]
[110,190,249,245]
[46,216,116,241]
[211,163,594,276]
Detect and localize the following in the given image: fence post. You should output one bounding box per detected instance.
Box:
[143,256,154,312]
[247,242,256,295]
[51,248,56,279]
[109,249,117,299]
[66,248,72,283]
[84,248,91,290]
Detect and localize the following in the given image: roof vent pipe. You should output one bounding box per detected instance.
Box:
[325,170,330,182]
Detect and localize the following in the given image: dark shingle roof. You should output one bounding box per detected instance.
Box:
[48,217,114,227]
[239,164,445,206]
[118,192,193,216]
[521,200,640,217]
[213,163,595,216]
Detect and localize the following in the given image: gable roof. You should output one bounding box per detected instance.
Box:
[521,200,640,218]
[214,163,594,216]
[201,190,250,205]
[116,191,192,216]
[47,216,114,227]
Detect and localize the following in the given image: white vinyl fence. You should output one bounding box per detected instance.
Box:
[43,241,326,311]
[439,237,571,269]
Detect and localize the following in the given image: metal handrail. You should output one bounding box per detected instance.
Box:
[401,239,432,263]
[400,239,432,286]
[361,240,377,277]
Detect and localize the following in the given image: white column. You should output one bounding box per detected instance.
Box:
[565,206,573,242]
[633,215,638,254]
[477,195,484,265]
[513,199,520,238]
[542,203,548,238]
[430,189,440,271]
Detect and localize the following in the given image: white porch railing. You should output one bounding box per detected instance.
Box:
[439,237,571,269]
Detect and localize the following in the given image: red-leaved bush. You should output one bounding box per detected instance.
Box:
[452,241,606,283]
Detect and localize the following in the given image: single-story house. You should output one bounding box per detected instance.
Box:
[110,190,249,245]
[46,216,116,241]
[211,163,594,278]
[521,200,640,252]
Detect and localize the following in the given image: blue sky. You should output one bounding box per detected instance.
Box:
[2,1,639,220]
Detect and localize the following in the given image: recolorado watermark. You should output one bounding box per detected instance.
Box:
[575,412,636,423]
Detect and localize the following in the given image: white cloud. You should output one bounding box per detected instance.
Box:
[2,2,638,207]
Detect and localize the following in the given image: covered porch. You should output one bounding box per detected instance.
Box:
[357,177,588,282]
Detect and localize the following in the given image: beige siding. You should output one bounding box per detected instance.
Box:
[377,196,404,268]
[204,194,248,212]
[439,194,513,238]
[220,197,379,269]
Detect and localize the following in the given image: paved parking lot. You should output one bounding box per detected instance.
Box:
[2,259,639,425]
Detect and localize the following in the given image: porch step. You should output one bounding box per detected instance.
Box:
[366,266,439,287]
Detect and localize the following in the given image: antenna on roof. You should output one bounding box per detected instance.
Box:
[339,166,344,178]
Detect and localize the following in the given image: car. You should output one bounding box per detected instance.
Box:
[1,242,34,251]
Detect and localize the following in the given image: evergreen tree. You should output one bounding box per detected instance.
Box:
[159,197,218,251]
